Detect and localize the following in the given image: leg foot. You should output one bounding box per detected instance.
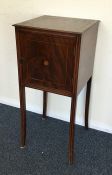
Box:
[20,146,25,149]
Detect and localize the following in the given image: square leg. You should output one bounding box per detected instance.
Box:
[42,91,48,120]
[19,86,26,148]
[85,77,92,129]
[68,94,77,164]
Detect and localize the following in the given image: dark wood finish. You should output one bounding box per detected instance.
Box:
[69,36,81,164]
[19,86,26,147]
[85,77,92,129]
[13,15,99,164]
[43,91,47,119]
[77,23,99,94]
[14,15,99,34]
[15,31,26,147]
[16,29,75,93]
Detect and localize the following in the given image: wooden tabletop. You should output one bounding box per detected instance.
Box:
[14,15,99,34]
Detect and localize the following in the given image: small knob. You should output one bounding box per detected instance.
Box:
[43,60,49,66]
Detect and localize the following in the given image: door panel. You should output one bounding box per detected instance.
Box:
[18,31,76,91]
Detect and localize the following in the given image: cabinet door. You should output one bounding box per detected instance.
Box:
[18,30,76,92]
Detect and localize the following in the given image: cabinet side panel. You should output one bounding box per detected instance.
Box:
[77,23,99,94]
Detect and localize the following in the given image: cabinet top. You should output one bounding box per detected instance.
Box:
[14,15,99,34]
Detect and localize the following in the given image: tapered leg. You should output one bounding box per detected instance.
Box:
[68,94,77,164]
[85,77,92,129]
[42,91,47,119]
[19,86,26,148]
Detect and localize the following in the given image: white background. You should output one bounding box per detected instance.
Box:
[0,0,112,133]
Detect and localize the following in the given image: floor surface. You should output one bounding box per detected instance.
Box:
[0,103,112,175]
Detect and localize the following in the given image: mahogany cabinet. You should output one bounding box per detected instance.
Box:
[13,15,99,164]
